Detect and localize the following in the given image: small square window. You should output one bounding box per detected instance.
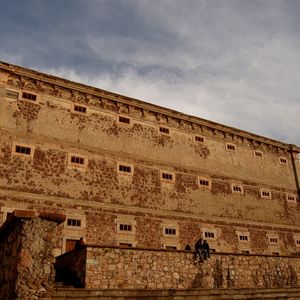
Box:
[225,143,236,152]
[118,116,131,125]
[232,184,243,194]
[22,92,37,101]
[74,104,87,114]
[159,126,169,134]
[254,150,263,158]
[161,171,174,182]
[261,189,271,199]
[118,163,133,174]
[194,135,205,143]
[287,194,296,203]
[5,90,19,99]
[279,157,288,165]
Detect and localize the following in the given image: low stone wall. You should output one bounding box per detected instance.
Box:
[56,245,300,289]
[0,210,65,300]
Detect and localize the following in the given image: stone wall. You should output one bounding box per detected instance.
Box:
[56,245,300,290]
[0,210,65,300]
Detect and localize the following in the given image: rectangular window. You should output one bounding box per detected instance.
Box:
[159,126,169,134]
[161,171,174,182]
[15,145,31,155]
[287,194,296,203]
[67,218,81,227]
[119,164,132,173]
[198,177,211,189]
[279,157,288,165]
[22,92,37,101]
[194,135,205,143]
[272,252,280,256]
[269,237,278,244]
[232,184,243,194]
[74,104,87,113]
[296,240,300,246]
[204,231,215,238]
[226,143,236,152]
[240,250,250,254]
[165,228,176,235]
[119,224,132,232]
[239,235,248,241]
[118,116,131,124]
[5,90,19,99]
[261,189,271,199]
[71,156,85,165]
[254,150,263,158]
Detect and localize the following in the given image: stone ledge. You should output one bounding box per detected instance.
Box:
[0,209,66,238]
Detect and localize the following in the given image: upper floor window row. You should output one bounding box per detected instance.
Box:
[5,89,37,102]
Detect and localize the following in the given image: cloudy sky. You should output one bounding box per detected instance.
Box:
[1,0,300,145]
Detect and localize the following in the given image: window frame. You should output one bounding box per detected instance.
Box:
[253,150,264,159]
[159,126,170,135]
[279,157,288,165]
[198,177,211,189]
[160,170,175,183]
[21,91,38,102]
[117,162,134,175]
[11,142,35,159]
[260,188,272,199]
[194,134,205,143]
[67,153,88,169]
[225,143,236,152]
[118,115,132,126]
[73,103,88,114]
[231,183,244,194]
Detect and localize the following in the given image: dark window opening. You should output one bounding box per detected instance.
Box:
[159,127,169,134]
[162,172,173,181]
[119,165,131,173]
[119,224,132,231]
[165,228,176,235]
[119,116,131,124]
[22,92,37,101]
[74,105,87,113]
[15,145,31,155]
[71,156,85,165]
[67,218,81,227]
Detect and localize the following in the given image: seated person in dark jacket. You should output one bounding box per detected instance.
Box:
[203,240,210,259]
[195,238,203,261]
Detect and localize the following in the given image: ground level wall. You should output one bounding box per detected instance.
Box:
[56,246,300,290]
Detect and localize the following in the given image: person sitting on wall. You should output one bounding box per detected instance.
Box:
[75,237,85,250]
[203,240,210,259]
[195,238,204,262]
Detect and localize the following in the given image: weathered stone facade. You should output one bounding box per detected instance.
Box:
[0,60,300,256]
[56,245,300,289]
[0,210,65,300]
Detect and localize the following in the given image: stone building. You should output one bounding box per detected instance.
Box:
[0,60,299,257]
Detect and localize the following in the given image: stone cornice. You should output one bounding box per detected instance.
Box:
[1,60,299,154]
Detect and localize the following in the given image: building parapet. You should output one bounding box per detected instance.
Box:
[0,60,299,155]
